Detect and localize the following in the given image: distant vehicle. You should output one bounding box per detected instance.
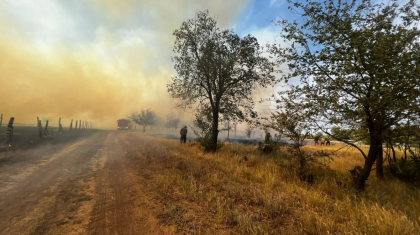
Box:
[117,119,130,130]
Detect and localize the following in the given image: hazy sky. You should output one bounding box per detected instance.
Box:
[0,0,291,128]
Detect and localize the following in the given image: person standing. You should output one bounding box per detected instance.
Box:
[180,126,187,143]
[265,132,271,144]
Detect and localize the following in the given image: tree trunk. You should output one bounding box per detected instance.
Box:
[391,145,396,163]
[376,146,384,179]
[356,137,381,190]
[210,108,220,152]
[143,125,146,133]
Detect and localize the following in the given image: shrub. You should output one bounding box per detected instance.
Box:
[281,146,333,183]
[257,141,280,154]
[388,155,420,183]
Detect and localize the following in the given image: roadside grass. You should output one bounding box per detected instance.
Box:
[135,135,420,234]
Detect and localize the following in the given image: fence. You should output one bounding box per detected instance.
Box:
[0,114,93,148]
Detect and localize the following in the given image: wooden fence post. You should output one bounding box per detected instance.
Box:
[69,119,73,131]
[75,120,78,130]
[5,117,14,146]
[37,117,43,138]
[58,117,63,134]
[79,120,81,130]
[45,120,49,135]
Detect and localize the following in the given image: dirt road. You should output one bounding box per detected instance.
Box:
[0,131,171,235]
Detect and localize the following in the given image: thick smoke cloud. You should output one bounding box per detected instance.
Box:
[0,0,248,128]
[0,35,169,128]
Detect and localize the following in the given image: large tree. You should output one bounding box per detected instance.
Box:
[130,109,156,133]
[167,11,275,152]
[272,0,420,189]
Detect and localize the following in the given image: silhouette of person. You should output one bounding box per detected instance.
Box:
[180,126,187,143]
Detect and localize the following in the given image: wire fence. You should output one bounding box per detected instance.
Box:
[0,114,93,147]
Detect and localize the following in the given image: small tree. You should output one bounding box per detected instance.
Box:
[222,120,232,139]
[232,120,239,137]
[166,115,180,130]
[267,108,332,180]
[130,110,156,133]
[168,11,275,152]
[173,118,180,130]
[245,124,254,138]
[152,115,164,130]
[272,0,420,189]
[268,110,310,150]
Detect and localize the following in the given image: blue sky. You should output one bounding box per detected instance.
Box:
[236,0,289,36]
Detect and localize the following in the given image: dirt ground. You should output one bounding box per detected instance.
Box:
[0,131,174,235]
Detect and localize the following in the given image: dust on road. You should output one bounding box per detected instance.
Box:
[0,131,171,235]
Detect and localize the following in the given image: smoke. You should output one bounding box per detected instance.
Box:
[0,0,249,128]
[0,35,172,128]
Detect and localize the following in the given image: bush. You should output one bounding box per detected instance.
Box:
[195,132,223,152]
[257,141,280,154]
[388,155,420,183]
[281,146,333,183]
[192,105,222,152]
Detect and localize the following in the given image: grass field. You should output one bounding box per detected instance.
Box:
[140,137,420,234]
[1,131,419,234]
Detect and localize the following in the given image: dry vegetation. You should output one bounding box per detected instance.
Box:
[1,132,419,234]
[134,136,420,234]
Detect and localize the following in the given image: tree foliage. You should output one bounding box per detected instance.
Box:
[192,104,223,151]
[232,120,239,137]
[167,11,275,152]
[331,126,354,141]
[272,0,420,189]
[245,124,254,138]
[267,110,310,148]
[130,109,157,133]
[266,109,332,181]
[166,115,180,130]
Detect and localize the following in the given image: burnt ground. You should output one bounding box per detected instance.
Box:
[0,131,174,235]
[0,126,95,152]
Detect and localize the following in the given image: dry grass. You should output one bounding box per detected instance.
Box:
[135,135,420,234]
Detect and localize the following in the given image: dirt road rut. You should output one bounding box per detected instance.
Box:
[0,131,169,235]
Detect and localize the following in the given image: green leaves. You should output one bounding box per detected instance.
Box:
[270,0,420,187]
[272,0,420,137]
[130,109,156,128]
[168,11,276,151]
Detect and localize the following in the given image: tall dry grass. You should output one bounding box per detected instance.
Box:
[134,135,420,234]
